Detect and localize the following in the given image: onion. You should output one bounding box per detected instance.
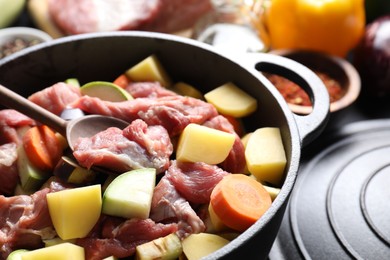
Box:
[353,15,390,98]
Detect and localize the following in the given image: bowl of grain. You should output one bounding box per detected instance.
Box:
[0,27,52,59]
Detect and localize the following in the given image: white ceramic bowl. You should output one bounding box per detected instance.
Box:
[0,27,52,58]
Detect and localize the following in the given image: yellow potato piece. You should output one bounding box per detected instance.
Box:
[240,132,252,148]
[125,55,172,87]
[208,203,229,232]
[171,82,204,100]
[239,133,253,174]
[182,233,229,260]
[102,257,118,260]
[263,185,281,201]
[204,82,257,118]
[245,127,287,186]
[46,185,102,240]
[176,123,235,165]
[21,243,84,260]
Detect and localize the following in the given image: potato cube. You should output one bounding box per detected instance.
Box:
[176,124,235,165]
[245,127,287,186]
[125,55,172,87]
[208,203,229,232]
[240,132,252,148]
[204,82,257,118]
[263,185,281,201]
[171,82,204,100]
[20,243,84,260]
[46,185,102,240]
[182,233,229,260]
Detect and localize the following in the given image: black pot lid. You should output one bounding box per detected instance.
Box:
[269,119,390,260]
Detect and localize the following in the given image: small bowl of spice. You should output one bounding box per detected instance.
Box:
[0,27,52,59]
[264,50,361,115]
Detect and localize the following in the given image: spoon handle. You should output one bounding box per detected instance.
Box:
[0,85,67,136]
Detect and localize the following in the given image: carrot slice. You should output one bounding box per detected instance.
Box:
[113,74,131,89]
[224,115,244,137]
[210,174,272,232]
[23,125,62,171]
[41,125,62,164]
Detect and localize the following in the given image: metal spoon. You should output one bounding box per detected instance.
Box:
[0,84,129,150]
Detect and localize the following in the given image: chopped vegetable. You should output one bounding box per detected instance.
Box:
[102,257,118,260]
[240,132,252,147]
[181,233,230,260]
[6,249,29,260]
[245,127,286,186]
[17,146,49,192]
[208,203,229,232]
[171,82,204,100]
[176,123,235,165]
[53,156,96,184]
[113,74,131,89]
[263,185,281,201]
[224,115,245,137]
[102,168,156,219]
[204,82,257,118]
[64,78,80,88]
[125,55,172,87]
[135,233,182,260]
[210,174,272,232]
[55,132,68,151]
[22,125,62,171]
[20,243,84,260]
[80,81,133,101]
[46,185,102,240]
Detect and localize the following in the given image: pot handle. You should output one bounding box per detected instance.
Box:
[238,52,330,146]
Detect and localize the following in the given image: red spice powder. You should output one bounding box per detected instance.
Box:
[264,71,345,106]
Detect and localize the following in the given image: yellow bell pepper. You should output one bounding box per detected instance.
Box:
[265,0,366,57]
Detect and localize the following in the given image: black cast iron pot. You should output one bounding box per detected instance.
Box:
[0,32,330,259]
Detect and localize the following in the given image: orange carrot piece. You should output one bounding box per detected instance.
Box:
[113,74,131,89]
[41,125,62,164]
[224,115,244,137]
[210,174,272,232]
[23,125,62,171]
